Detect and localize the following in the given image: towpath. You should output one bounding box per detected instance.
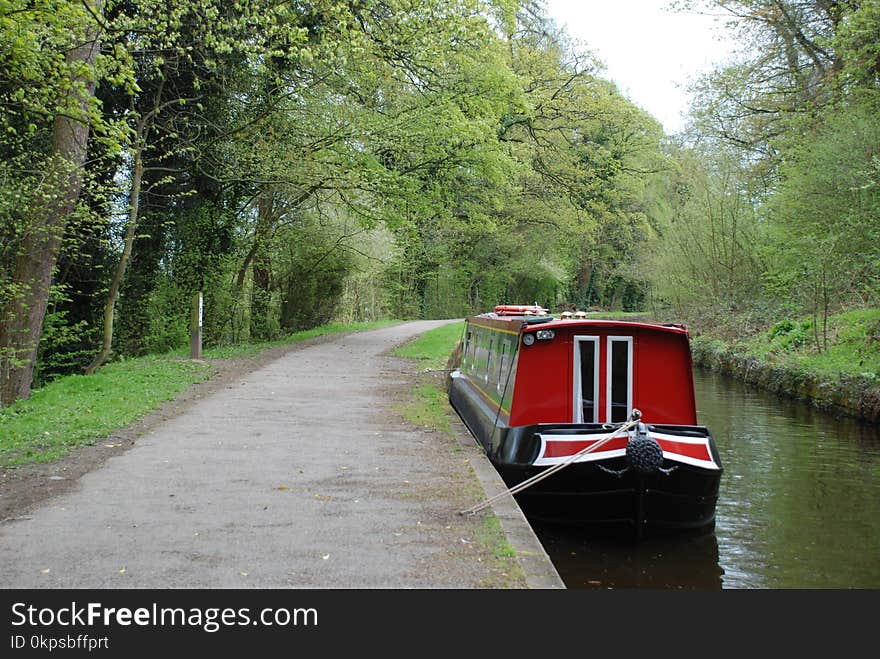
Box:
[0,321,561,588]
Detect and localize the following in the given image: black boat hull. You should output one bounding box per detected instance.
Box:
[493,459,720,538]
[449,372,722,538]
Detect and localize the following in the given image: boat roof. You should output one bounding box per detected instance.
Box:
[468,311,690,336]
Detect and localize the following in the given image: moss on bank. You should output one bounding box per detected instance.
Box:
[687,309,880,422]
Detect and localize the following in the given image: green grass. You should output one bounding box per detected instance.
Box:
[395,384,455,439]
[473,516,517,560]
[742,308,880,378]
[391,321,465,437]
[0,320,400,468]
[0,357,212,467]
[391,321,464,369]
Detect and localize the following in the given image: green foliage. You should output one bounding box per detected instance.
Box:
[661,0,880,341]
[835,1,880,87]
[33,285,100,384]
[768,96,880,311]
[741,308,880,378]
[766,319,813,351]
[7,0,830,411]
[645,144,766,315]
[275,216,357,333]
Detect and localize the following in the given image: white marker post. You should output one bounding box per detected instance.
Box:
[190,292,203,359]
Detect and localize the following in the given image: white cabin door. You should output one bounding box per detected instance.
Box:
[606,336,633,423]
[573,336,599,423]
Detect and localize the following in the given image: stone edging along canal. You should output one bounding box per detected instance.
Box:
[690,336,880,423]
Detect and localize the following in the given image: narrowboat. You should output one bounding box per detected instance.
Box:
[447,304,722,539]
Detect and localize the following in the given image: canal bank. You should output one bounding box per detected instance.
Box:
[607,308,880,424]
[689,331,880,423]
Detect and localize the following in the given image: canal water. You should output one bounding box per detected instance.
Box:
[532,368,880,589]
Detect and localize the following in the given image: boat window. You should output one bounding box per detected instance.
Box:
[496,340,508,394]
[485,337,494,383]
[607,336,633,423]
[574,337,599,423]
[464,330,473,369]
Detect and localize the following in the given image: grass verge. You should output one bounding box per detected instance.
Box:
[688,308,880,421]
[391,321,525,583]
[473,516,517,560]
[391,320,464,368]
[0,357,212,467]
[0,320,399,468]
[391,321,464,439]
[740,308,880,379]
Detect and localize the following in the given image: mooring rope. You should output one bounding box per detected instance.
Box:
[459,417,641,516]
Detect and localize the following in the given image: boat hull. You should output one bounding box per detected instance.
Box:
[449,371,722,538]
[494,460,720,538]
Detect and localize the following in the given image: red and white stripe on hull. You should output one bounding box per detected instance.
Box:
[534,430,721,470]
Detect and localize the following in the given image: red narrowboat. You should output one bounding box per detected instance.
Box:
[448,305,722,538]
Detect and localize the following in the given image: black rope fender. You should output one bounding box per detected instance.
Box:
[598,410,677,477]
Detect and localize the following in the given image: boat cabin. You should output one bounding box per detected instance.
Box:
[458,307,698,428]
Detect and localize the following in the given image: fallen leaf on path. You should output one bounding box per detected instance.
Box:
[322,554,330,560]
[40,569,50,574]
[276,485,288,490]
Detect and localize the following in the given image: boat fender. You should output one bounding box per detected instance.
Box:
[626,423,664,474]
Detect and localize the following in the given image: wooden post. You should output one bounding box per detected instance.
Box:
[190,292,203,359]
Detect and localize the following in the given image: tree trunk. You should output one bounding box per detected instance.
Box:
[86,67,167,373]
[85,140,145,374]
[0,3,103,406]
[250,254,271,340]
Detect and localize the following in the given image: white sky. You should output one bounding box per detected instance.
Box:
[543,0,736,134]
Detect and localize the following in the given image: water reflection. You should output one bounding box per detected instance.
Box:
[533,523,724,589]
[534,368,880,589]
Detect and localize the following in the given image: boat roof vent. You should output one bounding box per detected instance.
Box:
[523,315,556,325]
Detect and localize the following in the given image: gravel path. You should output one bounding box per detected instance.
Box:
[0,321,560,588]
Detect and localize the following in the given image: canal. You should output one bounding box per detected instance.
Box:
[532,368,880,588]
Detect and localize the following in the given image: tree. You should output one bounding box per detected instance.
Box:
[646,143,765,315]
[0,0,105,405]
[766,96,880,347]
[683,0,845,169]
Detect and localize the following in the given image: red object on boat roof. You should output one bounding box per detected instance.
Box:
[493,304,549,316]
